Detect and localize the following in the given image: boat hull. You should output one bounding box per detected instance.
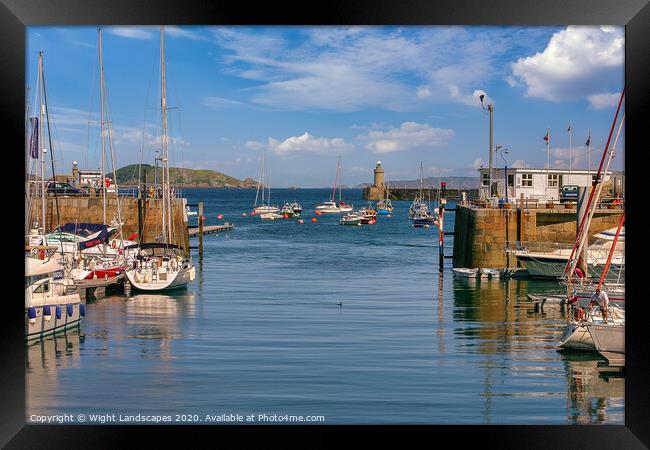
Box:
[557,322,596,350]
[25,297,83,341]
[125,266,195,292]
[514,254,624,281]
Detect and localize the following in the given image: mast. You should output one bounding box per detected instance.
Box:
[98,28,125,246]
[160,26,172,243]
[564,91,624,296]
[254,153,263,207]
[338,156,342,203]
[99,29,107,225]
[38,52,46,233]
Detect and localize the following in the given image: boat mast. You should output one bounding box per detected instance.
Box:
[98,28,125,246]
[99,29,107,225]
[38,52,46,233]
[338,156,342,203]
[254,153,263,207]
[160,26,172,243]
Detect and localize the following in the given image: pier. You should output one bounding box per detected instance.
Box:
[188,223,234,236]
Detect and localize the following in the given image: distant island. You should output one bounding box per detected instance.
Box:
[357,176,479,190]
[114,164,258,188]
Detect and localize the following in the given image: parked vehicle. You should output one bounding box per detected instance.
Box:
[559,185,578,203]
[47,182,86,196]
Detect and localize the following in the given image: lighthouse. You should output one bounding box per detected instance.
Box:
[373,161,385,188]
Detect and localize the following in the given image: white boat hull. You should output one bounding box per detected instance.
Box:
[558,322,596,350]
[125,266,195,291]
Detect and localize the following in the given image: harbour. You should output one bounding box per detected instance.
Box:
[22,24,627,428]
[25,188,624,424]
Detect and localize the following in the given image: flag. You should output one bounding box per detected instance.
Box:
[585,135,591,146]
[28,117,39,159]
[543,132,549,143]
[567,124,572,132]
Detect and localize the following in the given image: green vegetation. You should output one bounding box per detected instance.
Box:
[114,164,257,188]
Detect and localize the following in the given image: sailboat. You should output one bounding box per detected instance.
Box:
[253,153,280,215]
[25,53,84,340]
[376,181,393,214]
[409,162,436,227]
[316,156,353,213]
[124,26,195,291]
[556,90,625,353]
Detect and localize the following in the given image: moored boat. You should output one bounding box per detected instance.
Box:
[339,212,362,226]
[25,257,84,341]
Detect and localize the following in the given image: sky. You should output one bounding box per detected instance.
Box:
[26,26,625,187]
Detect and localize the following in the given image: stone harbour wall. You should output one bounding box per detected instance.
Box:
[29,196,190,254]
[452,205,623,269]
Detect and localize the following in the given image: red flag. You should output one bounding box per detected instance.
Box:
[585,135,591,146]
[543,132,549,142]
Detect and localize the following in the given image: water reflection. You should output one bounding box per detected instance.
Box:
[26,330,84,416]
[561,351,624,424]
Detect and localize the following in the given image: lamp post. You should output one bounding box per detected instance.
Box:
[479,94,494,199]
[496,145,509,203]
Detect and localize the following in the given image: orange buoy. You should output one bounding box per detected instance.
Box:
[311,218,317,222]
[251,211,256,215]
[315,210,322,215]
[283,213,289,219]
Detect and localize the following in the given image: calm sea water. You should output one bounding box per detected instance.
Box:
[26,188,623,424]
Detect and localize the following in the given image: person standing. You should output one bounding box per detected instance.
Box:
[589,287,610,323]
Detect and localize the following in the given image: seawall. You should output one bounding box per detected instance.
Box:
[452,204,623,269]
[30,196,190,254]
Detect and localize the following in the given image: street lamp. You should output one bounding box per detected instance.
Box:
[479,93,494,199]
[496,145,509,203]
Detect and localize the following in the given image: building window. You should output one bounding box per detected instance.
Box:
[548,174,559,187]
[482,173,489,186]
[508,174,514,187]
[521,173,533,187]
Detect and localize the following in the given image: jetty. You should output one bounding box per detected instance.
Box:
[188,222,234,236]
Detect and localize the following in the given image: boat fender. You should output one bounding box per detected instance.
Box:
[27,307,37,324]
[79,303,86,317]
[56,306,62,319]
[39,249,45,260]
[43,305,52,321]
[67,303,74,317]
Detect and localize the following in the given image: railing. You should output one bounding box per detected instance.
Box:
[461,196,624,211]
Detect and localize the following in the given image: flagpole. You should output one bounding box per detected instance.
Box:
[546,127,550,181]
[587,130,591,178]
[568,124,573,179]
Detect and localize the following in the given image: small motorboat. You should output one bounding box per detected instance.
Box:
[452,268,480,278]
[339,213,362,226]
[480,268,501,279]
[260,212,284,220]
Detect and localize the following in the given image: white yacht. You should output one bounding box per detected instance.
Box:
[25,257,83,341]
[123,27,195,292]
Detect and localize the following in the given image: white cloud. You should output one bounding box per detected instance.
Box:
[247,132,354,156]
[360,122,455,154]
[202,96,245,108]
[510,26,623,102]
[210,27,524,111]
[473,158,485,169]
[110,27,155,40]
[165,26,206,41]
[510,159,527,168]
[588,92,620,110]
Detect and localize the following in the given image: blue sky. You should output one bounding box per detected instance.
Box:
[26,26,624,187]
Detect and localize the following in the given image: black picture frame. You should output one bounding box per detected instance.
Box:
[2,0,648,447]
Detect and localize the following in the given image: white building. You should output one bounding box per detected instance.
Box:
[478,167,612,201]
